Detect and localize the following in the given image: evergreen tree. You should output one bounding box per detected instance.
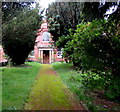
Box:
[2,2,43,65]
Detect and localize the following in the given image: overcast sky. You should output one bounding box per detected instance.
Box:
[39,0,55,9]
[31,0,55,16]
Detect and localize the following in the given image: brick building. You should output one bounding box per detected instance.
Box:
[29,20,64,64]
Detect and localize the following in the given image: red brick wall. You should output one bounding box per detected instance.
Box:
[0,45,7,62]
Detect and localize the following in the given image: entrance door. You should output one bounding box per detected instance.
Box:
[43,50,49,64]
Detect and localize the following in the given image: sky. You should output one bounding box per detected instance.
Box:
[38,0,55,9]
[31,0,55,16]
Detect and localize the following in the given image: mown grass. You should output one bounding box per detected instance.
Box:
[52,62,87,101]
[25,64,72,110]
[52,62,105,111]
[2,62,40,110]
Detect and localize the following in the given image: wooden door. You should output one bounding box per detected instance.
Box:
[43,50,49,64]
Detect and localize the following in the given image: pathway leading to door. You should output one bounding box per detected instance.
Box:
[24,64,86,110]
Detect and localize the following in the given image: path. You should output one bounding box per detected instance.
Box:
[24,64,86,110]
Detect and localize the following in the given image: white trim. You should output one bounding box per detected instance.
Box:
[39,49,54,64]
[39,49,40,57]
[38,45,52,48]
[43,41,49,43]
[41,50,43,63]
[57,56,62,58]
[39,49,53,50]
[51,50,54,63]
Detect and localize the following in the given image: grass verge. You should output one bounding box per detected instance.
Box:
[52,62,88,106]
[52,62,115,111]
[2,62,40,110]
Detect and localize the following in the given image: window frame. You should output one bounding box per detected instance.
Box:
[42,32,50,42]
[57,51,63,58]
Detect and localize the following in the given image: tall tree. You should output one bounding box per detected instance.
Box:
[46,2,83,43]
[46,1,119,48]
[61,2,120,73]
[2,2,43,65]
[2,2,33,23]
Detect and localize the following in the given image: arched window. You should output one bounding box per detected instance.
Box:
[42,32,50,41]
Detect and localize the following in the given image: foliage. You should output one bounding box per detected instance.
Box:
[81,72,105,91]
[81,2,118,21]
[53,1,120,107]
[61,15,120,73]
[56,30,73,49]
[53,62,120,111]
[46,2,83,43]
[2,62,40,110]
[2,2,33,23]
[46,2,118,48]
[81,71,120,100]
[38,57,43,63]
[52,62,113,111]
[2,3,42,65]
[47,16,61,42]
[105,76,120,100]
[57,7,120,99]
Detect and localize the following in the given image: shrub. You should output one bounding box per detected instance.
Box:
[81,71,120,100]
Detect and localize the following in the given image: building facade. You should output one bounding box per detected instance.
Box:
[29,20,64,64]
[0,45,7,66]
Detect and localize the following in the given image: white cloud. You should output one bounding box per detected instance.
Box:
[35,0,55,17]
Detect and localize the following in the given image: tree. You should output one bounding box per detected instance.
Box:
[46,1,119,48]
[54,1,120,99]
[2,2,33,23]
[62,13,120,74]
[2,2,43,65]
[81,2,118,21]
[46,2,83,43]
[61,12,120,99]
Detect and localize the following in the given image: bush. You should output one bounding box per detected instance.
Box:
[104,76,120,100]
[61,17,120,75]
[81,71,120,100]
[56,7,120,101]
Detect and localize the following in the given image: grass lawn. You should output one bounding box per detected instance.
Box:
[25,64,73,110]
[52,62,104,111]
[52,62,88,104]
[2,62,40,110]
